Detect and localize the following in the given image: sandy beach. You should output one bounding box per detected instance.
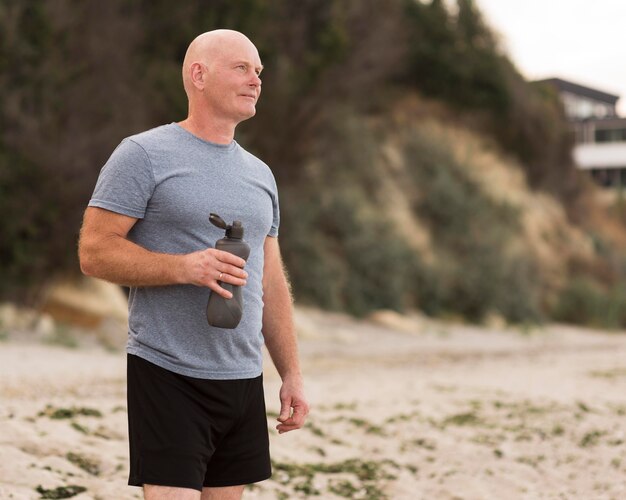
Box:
[2,306,626,499]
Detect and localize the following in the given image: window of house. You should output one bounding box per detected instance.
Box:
[595,128,626,142]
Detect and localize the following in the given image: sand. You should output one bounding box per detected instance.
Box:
[1,306,626,499]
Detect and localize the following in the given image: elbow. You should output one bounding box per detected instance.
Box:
[78,244,98,277]
[79,253,94,277]
[80,260,94,277]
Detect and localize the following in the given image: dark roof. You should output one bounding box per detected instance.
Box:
[536,77,619,105]
[580,116,626,127]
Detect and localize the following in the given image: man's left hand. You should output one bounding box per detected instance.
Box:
[276,376,309,434]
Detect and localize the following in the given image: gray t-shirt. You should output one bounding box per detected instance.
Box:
[88,123,280,379]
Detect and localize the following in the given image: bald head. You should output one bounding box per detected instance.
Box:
[182,30,260,97]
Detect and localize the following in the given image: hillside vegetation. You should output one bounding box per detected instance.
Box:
[2,0,626,327]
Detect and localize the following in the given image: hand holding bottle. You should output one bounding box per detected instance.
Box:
[182,247,248,299]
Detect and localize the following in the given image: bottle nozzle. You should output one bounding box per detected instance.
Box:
[209,213,244,239]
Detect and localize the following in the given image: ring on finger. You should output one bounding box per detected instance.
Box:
[218,272,223,280]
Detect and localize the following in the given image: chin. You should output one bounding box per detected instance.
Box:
[240,107,257,121]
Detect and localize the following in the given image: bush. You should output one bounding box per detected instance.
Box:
[279,190,346,312]
[281,113,545,323]
[0,147,77,302]
[281,183,418,317]
[401,0,582,210]
[0,0,149,303]
[553,278,626,329]
[402,127,543,323]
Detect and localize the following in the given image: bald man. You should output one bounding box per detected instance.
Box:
[78,30,309,500]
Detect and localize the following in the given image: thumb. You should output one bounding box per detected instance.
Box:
[278,398,292,422]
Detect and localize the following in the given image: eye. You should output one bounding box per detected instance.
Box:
[237,65,247,71]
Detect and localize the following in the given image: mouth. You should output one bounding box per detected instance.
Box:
[239,94,256,101]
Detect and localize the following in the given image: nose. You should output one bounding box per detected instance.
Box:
[249,73,261,88]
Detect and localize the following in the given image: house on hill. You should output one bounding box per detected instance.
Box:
[538,77,626,187]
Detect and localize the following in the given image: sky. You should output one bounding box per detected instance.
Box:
[474,0,626,115]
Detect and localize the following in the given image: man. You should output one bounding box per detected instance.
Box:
[78,30,309,500]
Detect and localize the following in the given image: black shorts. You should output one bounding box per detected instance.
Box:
[127,354,271,491]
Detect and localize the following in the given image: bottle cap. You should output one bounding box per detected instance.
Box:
[228,221,244,239]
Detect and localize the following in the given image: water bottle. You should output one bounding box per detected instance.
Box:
[206,213,250,329]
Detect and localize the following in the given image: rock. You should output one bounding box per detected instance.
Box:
[0,302,19,330]
[33,313,56,338]
[483,312,507,331]
[42,277,127,327]
[334,327,358,344]
[41,277,128,349]
[0,302,39,331]
[96,316,128,350]
[293,307,325,340]
[367,309,421,334]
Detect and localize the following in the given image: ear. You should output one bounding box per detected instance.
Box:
[189,62,206,90]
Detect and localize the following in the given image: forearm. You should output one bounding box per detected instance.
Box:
[262,272,302,381]
[80,234,185,287]
[260,238,309,432]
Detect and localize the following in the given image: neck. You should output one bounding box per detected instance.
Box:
[177,112,236,145]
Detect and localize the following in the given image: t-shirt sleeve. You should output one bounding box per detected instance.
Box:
[268,171,280,237]
[88,139,155,219]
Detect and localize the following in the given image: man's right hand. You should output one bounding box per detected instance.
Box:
[79,207,248,293]
[182,249,248,299]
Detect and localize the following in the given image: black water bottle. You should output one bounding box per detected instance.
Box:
[206,213,250,329]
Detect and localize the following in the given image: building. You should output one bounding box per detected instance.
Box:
[538,77,626,187]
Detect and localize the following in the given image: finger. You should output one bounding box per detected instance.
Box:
[220,264,248,281]
[290,409,307,427]
[276,405,308,425]
[277,427,297,434]
[218,250,246,268]
[278,400,292,422]
[216,270,247,287]
[226,274,247,286]
[278,411,305,428]
[276,422,304,433]
[209,282,233,299]
[276,418,297,428]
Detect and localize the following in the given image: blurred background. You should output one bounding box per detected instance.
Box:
[2,1,626,499]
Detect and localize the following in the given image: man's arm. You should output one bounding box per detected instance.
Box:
[78,207,247,297]
[261,236,309,433]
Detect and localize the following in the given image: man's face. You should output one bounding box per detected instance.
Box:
[202,40,263,124]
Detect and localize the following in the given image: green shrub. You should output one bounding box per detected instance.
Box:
[279,191,346,312]
[282,185,418,317]
[282,114,545,324]
[553,278,626,329]
[0,147,75,302]
[279,111,424,317]
[402,127,542,323]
